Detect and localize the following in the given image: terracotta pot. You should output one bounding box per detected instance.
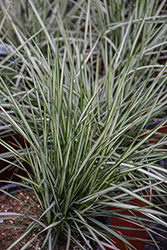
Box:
[107,194,153,250]
[0,133,32,187]
[144,120,167,149]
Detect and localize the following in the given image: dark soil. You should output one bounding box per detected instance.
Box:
[0,189,167,250]
[0,191,43,250]
[0,190,90,250]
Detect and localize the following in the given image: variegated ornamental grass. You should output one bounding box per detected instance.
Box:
[0,0,167,249]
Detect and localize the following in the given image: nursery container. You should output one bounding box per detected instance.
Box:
[107,193,153,250]
[146,119,167,148]
[106,120,167,250]
[0,132,32,186]
[0,44,32,185]
[0,44,16,62]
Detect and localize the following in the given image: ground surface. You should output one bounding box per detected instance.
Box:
[0,190,166,250]
[0,191,48,250]
[0,190,91,250]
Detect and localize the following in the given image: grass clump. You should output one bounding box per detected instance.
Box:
[0,1,167,249]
